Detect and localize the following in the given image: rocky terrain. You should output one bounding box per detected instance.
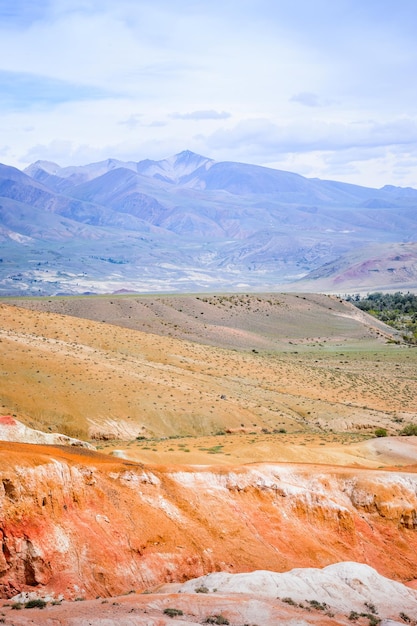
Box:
[1,562,417,625]
[1,293,417,623]
[0,415,93,448]
[1,442,417,623]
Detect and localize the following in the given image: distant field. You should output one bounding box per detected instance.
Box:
[1,291,397,349]
[104,430,417,469]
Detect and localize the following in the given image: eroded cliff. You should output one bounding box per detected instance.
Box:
[1,442,417,600]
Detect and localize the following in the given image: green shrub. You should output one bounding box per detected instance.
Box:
[163,608,184,617]
[24,599,47,609]
[400,423,417,436]
[204,616,229,625]
[364,602,377,614]
[308,599,329,611]
[374,428,387,437]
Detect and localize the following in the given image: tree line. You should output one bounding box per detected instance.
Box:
[346,291,417,344]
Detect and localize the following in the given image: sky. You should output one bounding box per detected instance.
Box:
[1,0,417,188]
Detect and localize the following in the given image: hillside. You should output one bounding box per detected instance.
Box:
[291,241,417,293]
[2,293,416,448]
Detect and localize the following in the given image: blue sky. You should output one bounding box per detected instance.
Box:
[1,0,417,187]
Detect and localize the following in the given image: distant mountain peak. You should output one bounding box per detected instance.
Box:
[136,150,214,184]
[24,160,62,176]
[104,158,124,168]
[176,149,199,158]
[174,149,211,162]
[166,149,213,167]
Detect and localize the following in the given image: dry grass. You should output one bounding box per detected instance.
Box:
[1,293,416,464]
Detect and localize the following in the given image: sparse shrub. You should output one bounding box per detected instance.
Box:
[204,616,229,625]
[282,597,296,606]
[374,428,387,437]
[348,611,360,621]
[364,601,377,614]
[163,607,184,617]
[11,602,23,610]
[25,598,47,609]
[195,585,209,593]
[400,612,411,623]
[400,423,417,436]
[201,445,223,454]
[308,599,329,611]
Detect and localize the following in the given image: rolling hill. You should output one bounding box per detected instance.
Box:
[1,292,414,444]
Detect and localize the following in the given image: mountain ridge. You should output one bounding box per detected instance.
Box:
[23,149,417,193]
[0,151,415,294]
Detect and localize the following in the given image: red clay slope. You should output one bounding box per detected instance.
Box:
[1,441,417,600]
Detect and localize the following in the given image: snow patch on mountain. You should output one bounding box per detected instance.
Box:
[136,150,214,184]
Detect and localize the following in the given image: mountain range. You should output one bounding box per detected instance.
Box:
[1,149,417,295]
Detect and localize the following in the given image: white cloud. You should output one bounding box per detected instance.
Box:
[0,0,417,187]
[118,114,143,129]
[290,92,325,108]
[204,117,417,155]
[170,110,231,120]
